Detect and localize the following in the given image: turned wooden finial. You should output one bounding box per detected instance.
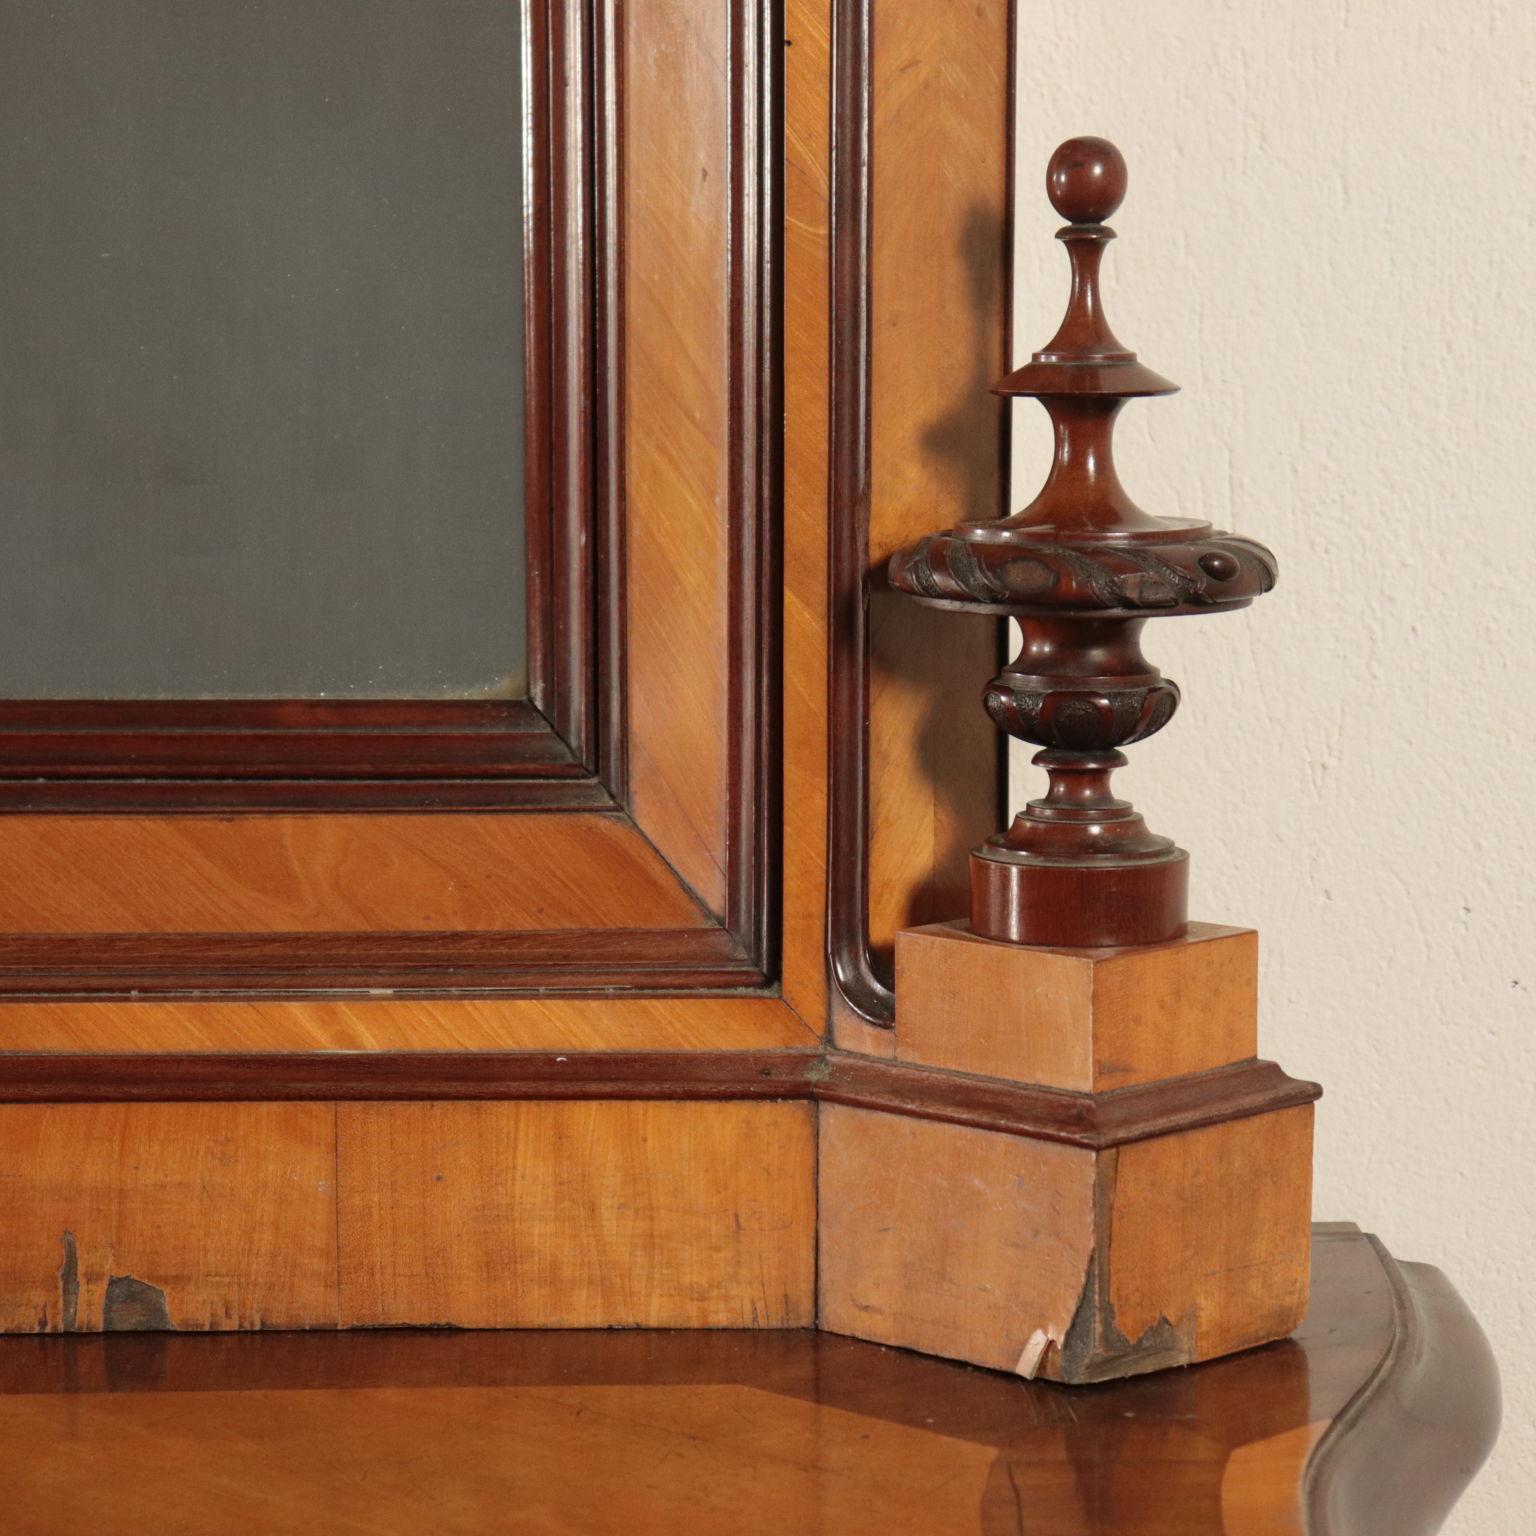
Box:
[888,137,1277,949]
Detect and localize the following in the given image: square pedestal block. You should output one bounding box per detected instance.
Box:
[818,1098,1314,1385]
[894,920,1258,1091]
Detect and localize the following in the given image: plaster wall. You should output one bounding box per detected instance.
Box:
[1010,4,1535,1526]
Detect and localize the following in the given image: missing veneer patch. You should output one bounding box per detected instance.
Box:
[103,1275,172,1332]
[59,1231,79,1332]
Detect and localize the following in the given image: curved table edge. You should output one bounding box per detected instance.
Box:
[1304,1231,1501,1536]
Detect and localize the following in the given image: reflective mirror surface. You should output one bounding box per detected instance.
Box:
[0,1,526,699]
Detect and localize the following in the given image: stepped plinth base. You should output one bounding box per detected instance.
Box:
[818,919,1317,1384]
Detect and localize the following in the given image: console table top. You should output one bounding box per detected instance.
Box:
[0,1223,1497,1535]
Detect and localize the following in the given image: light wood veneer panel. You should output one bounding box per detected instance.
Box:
[820,1098,1313,1382]
[894,921,1259,1091]
[781,0,833,1030]
[0,813,703,933]
[337,1100,815,1327]
[863,0,1009,974]
[1109,1106,1315,1360]
[622,0,732,914]
[818,1103,1098,1372]
[0,995,816,1053]
[0,1103,337,1332]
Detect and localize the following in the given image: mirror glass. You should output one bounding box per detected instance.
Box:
[0,0,527,699]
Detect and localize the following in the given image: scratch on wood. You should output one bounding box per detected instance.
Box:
[104,1275,172,1332]
[59,1231,79,1333]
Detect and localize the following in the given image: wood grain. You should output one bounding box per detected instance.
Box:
[820,1097,1315,1384]
[780,0,833,1033]
[817,1054,1317,1151]
[336,1100,815,1327]
[818,1102,1098,1372]
[0,995,816,1054]
[1105,1106,1315,1368]
[0,1228,1498,1536]
[0,1103,337,1333]
[0,812,704,934]
[860,0,1010,994]
[0,0,783,1000]
[622,0,733,916]
[0,1378,998,1536]
[1221,1422,1330,1535]
[894,920,1258,1090]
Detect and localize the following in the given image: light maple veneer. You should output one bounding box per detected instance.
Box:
[895,920,1259,1090]
[819,1101,1314,1384]
[0,1102,338,1333]
[336,1100,816,1329]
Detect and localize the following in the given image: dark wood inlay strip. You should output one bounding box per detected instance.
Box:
[0,1049,823,1104]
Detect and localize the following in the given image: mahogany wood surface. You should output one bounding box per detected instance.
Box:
[0,1047,823,1100]
[816,1054,1317,1152]
[888,136,1276,952]
[0,1227,1497,1535]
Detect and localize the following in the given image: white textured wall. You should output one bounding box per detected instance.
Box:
[1011,4,1534,1528]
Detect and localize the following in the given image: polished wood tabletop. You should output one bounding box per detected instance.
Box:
[0,1224,1496,1535]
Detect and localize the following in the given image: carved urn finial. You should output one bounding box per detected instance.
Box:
[888,136,1277,948]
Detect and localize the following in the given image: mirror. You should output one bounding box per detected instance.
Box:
[0,0,527,700]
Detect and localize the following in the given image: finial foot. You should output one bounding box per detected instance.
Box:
[969,749,1189,947]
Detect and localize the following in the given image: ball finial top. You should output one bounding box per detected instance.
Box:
[1046,136,1127,224]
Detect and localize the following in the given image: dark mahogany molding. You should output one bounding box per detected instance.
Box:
[825,0,891,1026]
[0,1048,1319,1151]
[1304,1229,1501,1536]
[0,928,755,995]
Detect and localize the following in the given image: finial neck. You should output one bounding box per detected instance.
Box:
[1036,227,1134,364]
